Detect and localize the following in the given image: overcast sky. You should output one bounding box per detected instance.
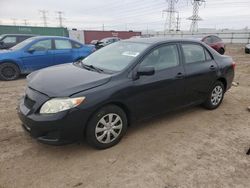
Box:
[0,0,250,31]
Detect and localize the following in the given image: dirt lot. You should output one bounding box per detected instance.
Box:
[0,44,250,188]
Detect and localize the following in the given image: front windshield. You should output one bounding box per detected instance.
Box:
[82,41,149,72]
[11,37,35,50]
[0,35,4,41]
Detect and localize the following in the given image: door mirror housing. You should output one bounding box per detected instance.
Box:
[27,49,35,53]
[137,66,155,76]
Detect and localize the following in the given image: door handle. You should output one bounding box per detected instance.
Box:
[210,65,216,70]
[176,72,184,79]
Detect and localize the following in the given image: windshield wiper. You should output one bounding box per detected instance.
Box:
[80,62,104,73]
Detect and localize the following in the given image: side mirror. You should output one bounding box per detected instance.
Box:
[137,66,155,76]
[27,49,35,53]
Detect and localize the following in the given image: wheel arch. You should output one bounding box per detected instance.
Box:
[0,60,22,72]
[83,101,132,136]
[217,77,227,90]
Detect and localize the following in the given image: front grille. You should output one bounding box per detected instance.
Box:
[24,95,36,109]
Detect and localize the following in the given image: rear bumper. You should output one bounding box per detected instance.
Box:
[18,97,89,145]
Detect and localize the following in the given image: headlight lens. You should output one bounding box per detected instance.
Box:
[40,97,85,114]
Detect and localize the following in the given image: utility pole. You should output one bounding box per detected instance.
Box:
[39,10,48,27]
[23,19,28,26]
[163,0,179,34]
[102,24,105,31]
[56,11,65,27]
[176,13,181,31]
[12,18,17,26]
[187,0,205,32]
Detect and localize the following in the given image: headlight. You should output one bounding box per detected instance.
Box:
[40,97,85,114]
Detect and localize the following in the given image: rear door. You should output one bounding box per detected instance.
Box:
[130,43,186,118]
[21,39,54,72]
[53,39,74,65]
[180,42,218,104]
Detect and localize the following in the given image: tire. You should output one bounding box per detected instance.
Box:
[203,81,225,110]
[85,105,128,149]
[218,48,225,55]
[245,48,250,54]
[0,63,20,81]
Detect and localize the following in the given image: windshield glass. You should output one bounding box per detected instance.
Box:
[0,35,4,41]
[11,37,35,50]
[81,41,149,72]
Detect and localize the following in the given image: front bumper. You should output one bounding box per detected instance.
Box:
[17,88,90,145]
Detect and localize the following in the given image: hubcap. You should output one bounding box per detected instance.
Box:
[95,113,123,144]
[211,85,223,106]
[2,66,15,79]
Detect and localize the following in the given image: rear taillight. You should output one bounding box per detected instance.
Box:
[232,62,236,69]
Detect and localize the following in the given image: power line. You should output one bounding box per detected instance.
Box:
[187,0,206,32]
[39,10,49,27]
[163,0,179,33]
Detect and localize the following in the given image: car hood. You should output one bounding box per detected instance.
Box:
[27,63,112,97]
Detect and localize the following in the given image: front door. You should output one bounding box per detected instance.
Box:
[21,39,54,72]
[129,43,186,119]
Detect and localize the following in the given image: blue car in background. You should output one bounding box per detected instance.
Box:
[0,36,95,80]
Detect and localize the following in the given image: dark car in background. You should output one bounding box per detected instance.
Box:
[95,37,120,49]
[245,44,250,54]
[201,35,226,55]
[18,38,235,149]
[0,36,95,80]
[0,34,35,49]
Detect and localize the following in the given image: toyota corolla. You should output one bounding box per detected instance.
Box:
[18,38,235,149]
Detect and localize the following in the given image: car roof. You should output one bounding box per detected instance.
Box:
[29,36,70,40]
[123,37,204,45]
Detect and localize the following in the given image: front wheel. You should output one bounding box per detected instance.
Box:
[0,63,20,81]
[203,81,225,110]
[85,105,128,149]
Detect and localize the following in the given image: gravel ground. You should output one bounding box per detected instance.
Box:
[0,44,250,188]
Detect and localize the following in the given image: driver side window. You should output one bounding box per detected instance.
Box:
[140,44,179,71]
[29,40,52,51]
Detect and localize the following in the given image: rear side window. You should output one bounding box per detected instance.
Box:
[55,39,72,49]
[182,44,206,64]
[204,37,212,44]
[212,36,221,43]
[3,36,17,43]
[72,41,82,49]
[18,36,30,42]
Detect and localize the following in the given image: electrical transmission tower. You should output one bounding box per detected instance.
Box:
[12,18,17,26]
[56,11,65,27]
[39,10,49,27]
[23,19,28,26]
[163,0,179,33]
[187,0,205,32]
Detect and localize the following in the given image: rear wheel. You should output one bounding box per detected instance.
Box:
[219,48,225,55]
[0,63,20,81]
[85,105,127,149]
[203,81,225,110]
